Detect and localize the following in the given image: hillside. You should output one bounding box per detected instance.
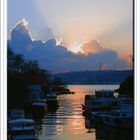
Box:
[52,70,133,85]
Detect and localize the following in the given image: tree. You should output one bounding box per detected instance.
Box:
[117,76,134,97]
[51,77,68,92]
[8,47,51,108]
[8,46,68,108]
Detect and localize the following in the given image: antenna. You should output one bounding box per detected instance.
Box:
[99,62,102,71]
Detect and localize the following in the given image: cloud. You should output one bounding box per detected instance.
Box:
[9,19,33,54]
[8,19,132,73]
[80,40,106,54]
[118,52,133,69]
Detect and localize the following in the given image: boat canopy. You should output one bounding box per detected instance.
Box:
[95,89,114,97]
[9,119,34,124]
[46,92,57,97]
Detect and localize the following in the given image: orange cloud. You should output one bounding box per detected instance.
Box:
[118,52,133,69]
[80,40,106,54]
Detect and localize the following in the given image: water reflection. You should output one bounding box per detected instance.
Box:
[47,100,59,113]
[10,85,132,140]
[85,117,95,133]
[36,85,133,140]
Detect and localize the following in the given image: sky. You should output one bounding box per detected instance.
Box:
[8,0,133,73]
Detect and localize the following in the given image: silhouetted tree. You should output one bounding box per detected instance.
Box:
[8,47,51,108]
[8,47,68,108]
[51,77,68,92]
[117,76,134,97]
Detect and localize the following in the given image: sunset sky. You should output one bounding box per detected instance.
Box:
[8,0,133,72]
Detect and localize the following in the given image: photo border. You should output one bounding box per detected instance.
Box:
[1,0,7,139]
[135,0,140,140]
[0,0,139,139]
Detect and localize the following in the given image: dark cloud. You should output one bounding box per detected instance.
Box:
[8,19,130,73]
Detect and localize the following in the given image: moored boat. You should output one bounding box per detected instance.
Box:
[8,110,25,120]
[8,110,37,140]
[46,92,59,110]
[82,97,118,112]
[32,100,47,111]
[91,104,133,129]
[31,100,47,118]
[9,119,37,140]
[46,92,57,102]
[82,89,118,112]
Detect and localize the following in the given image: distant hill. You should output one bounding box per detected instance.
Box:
[52,70,133,85]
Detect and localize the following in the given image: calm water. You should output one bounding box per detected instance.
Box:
[35,85,133,140]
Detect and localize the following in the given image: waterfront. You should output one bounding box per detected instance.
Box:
[34,85,133,140]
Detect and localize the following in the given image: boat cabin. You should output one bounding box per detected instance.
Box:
[95,89,114,97]
[46,92,57,101]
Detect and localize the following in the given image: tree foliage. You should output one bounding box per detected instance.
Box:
[117,76,134,97]
[8,47,50,108]
[8,47,68,108]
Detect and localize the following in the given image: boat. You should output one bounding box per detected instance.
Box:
[46,92,57,102]
[118,95,133,104]
[32,100,47,111]
[46,92,59,110]
[94,121,133,140]
[31,100,47,119]
[8,119,37,140]
[91,104,134,129]
[57,89,75,95]
[8,110,25,120]
[82,96,118,112]
[8,110,37,140]
[82,89,118,112]
[91,111,110,121]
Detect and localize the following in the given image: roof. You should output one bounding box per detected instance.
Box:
[9,119,34,124]
[12,135,36,140]
[10,126,35,131]
[32,102,46,106]
[95,89,114,93]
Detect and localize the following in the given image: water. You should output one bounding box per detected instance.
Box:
[35,85,133,140]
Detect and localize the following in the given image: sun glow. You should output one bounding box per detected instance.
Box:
[68,42,86,54]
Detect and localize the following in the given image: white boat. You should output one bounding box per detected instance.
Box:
[31,100,47,119]
[92,104,133,129]
[82,90,133,113]
[82,90,118,112]
[32,99,47,110]
[9,119,37,140]
[46,92,57,101]
[8,110,37,140]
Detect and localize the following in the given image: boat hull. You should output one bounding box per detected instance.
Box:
[92,112,133,129]
[101,117,133,129]
[82,104,111,112]
[10,135,37,140]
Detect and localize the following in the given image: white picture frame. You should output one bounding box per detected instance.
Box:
[1,0,139,140]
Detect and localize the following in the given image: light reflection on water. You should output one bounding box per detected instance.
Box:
[36,85,133,140]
